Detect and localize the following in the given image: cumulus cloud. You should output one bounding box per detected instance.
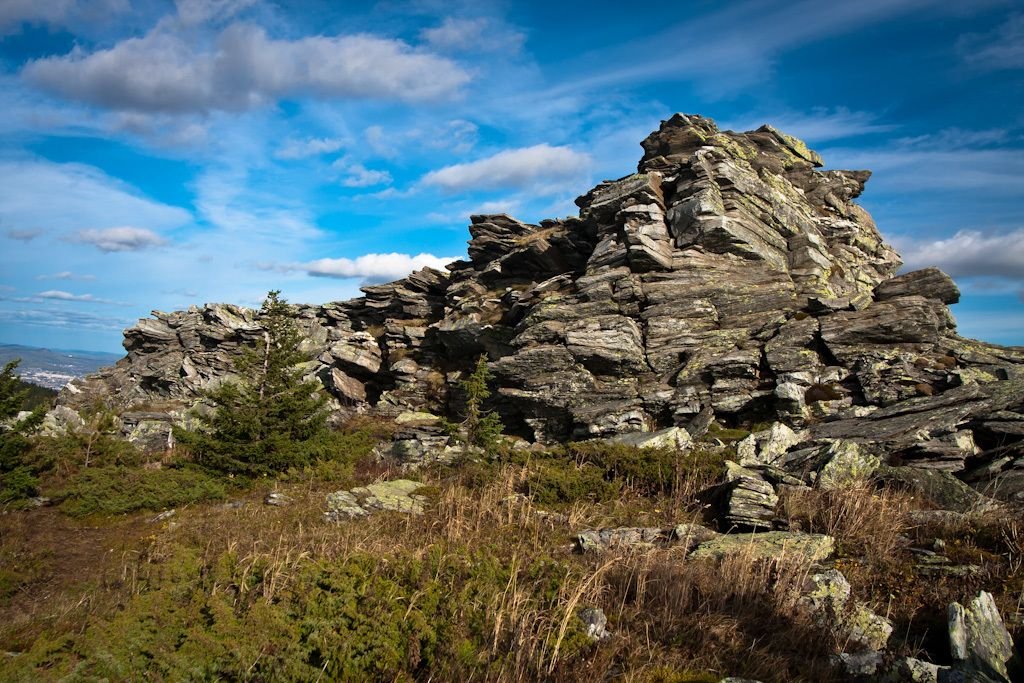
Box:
[420,17,525,53]
[421,144,591,193]
[36,271,95,281]
[896,229,1024,280]
[73,226,168,252]
[23,23,470,113]
[274,137,346,160]
[958,14,1024,71]
[302,252,457,282]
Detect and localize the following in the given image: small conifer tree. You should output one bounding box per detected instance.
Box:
[0,360,46,501]
[174,291,333,476]
[456,355,504,452]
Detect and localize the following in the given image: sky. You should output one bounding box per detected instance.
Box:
[0,0,1022,353]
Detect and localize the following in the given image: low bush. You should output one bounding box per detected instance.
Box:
[56,465,227,517]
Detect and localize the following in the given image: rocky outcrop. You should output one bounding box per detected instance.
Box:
[56,113,1024,501]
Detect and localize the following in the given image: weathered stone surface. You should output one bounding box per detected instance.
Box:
[712,461,780,530]
[578,607,612,641]
[875,465,995,513]
[875,267,961,305]
[948,591,1019,682]
[575,523,718,553]
[689,531,834,563]
[608,426,691,450]
[799,569,893,651]
[815,440,880,490]
[324,479,427,520]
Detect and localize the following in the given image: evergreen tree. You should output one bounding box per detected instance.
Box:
[455,355,504,452]
[0,360,46,501]
[175,291,333,476]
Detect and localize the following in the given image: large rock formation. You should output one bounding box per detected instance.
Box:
[57,114,1024,499]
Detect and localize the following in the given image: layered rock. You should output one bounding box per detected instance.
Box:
[57,113,1024,499]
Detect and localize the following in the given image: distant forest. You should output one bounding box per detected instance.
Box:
[15,379,56,411]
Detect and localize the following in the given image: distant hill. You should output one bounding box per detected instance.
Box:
[0,343,122,390]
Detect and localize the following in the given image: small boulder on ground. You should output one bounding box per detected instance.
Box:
[324,479,428,521]
[688,531,834,563]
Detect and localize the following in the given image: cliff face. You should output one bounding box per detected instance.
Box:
[58,114,1024,497]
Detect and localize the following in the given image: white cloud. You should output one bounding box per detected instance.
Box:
[36,271,96,281]
[0,308,131,331]
[895,229,1024,280]
[421,144,591,193]
[33,289,127,305]
[822,143,1024,192]
[37,289,96,302]
[24,23,471,113]
[336,162,392,188]
[302,252,457,281]
[192,167,320,239]
[0,160,191,236]
[420,17,525,53]
[363,119,479,158]
[175,0,258,26]
[958,14,1024,71]
[895,127,1012,149]
[113,112,210,148]
[0,0,127,33]
[74,226,168,252]
[274,137,346,160]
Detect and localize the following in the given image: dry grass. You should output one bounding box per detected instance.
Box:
[3,457,1022,681]
[781,484,913,562]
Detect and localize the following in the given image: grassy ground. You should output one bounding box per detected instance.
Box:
[1,436,1021,681]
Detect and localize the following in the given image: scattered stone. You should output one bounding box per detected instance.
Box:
[688,531,834,563]
[876,466,994,513]
[575,527,671,553]
[575,523,718,553]
[948,591,1018,682]
[736,423,805,468]
[578,607,612,641]
[264,492,291,507]
[815,440,880,490]
[799,569,892,651]
[149,509,176,523]
[714,461,779,530]
[29,496,52,508]
[837,650,884,677]
[608,426,691,450]
[324,479,428,521]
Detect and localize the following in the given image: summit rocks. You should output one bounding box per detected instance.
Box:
[56,113,1024,501]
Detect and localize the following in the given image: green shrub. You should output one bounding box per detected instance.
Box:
[525,459,620,505]
[0,465,39,503]
[0,359,46,503]
[56,465,227,517]
[3,540,582,682]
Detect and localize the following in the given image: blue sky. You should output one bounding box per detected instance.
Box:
[0,0,1022,353]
